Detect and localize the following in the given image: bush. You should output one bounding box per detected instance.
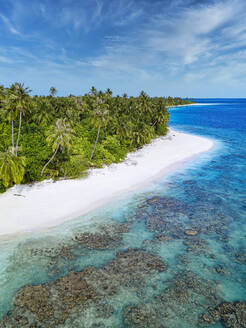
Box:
[19,123,49,182]
[60,154,88,178]
[102,136,128,162]
[0,181,6,193]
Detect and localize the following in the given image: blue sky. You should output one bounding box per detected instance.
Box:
[0,0,246,97]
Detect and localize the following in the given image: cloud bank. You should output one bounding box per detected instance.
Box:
[0,0,246,97]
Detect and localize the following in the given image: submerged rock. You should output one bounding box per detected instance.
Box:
[123,303,166,328]
[74,231,121,249]
[138,196,190,236]
[152,270,222,327]
[185,229,198,236]
[30,244,75,260]
[200,301,246,327]
[0,268,99,327]
[145,196,189,213]
[122,270,223,328]
[155,234,171,243]
[0,248,167,327]
[13,285,53,322]
[74,223,129,249]
[94,303,114,318]
[234,248,246,265]
[104,248,167,275]
[183,237,209,255]
[124,303,155,327]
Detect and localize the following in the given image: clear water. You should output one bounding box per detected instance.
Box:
[0,99,245,327]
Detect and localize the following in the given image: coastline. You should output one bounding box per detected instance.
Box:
[167,103,215,108]
[0,129,214,237]
[166,104,196,108]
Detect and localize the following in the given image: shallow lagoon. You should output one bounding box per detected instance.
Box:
[0,99,245,327]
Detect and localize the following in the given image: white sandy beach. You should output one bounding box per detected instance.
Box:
[167,103,215,109]
[0,129,214,237]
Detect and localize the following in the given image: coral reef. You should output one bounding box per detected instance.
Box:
[74,223,129,249]
[200,301,246,327]
[0,248,167,327]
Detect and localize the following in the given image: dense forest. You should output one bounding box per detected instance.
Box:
[0,83,193,192]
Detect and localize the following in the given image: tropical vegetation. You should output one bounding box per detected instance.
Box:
[0,83,193,192]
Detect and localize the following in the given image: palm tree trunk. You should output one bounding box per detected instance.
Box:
[90,125,100,161]
[16,111,22,156]
[41,144,59,177]
[11,120,14,154]
[152,120,158,127]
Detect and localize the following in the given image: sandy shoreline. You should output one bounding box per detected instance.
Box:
[167,103,215,108]
[0,129,214,237]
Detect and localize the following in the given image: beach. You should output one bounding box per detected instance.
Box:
[0,129,214,237]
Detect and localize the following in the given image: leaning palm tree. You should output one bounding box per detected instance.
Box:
[0,148,25,187]
[90,96,109,161]
[13,83,31,156]
[41,118,73,177]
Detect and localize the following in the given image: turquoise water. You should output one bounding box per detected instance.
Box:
[0,99,245,327]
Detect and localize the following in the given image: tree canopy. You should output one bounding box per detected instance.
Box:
[0,84,193,192]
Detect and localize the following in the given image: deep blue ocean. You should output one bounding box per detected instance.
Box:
[0,99,245,327]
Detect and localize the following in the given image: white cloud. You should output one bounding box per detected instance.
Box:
[146,0,246,66]
[89,0,246,80]
[0,55,13,63]
[1,0,246,96]
[0,13,21,35]
[114,7,143,26]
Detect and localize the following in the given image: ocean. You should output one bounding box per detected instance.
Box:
[0,99,245,327]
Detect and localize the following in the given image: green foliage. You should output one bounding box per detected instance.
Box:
[156,123,168,136]
[0,123,12,151]
[0,181,6,193]
[0,83,193,191]
[0,149,25,187]
[60,154,88,178]
[87,144,114,167]
[19,123,48,181]
[41,118,74,177]
[102,136,128,163]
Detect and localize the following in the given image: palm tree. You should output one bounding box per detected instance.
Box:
[0,148,25,187]
[138,91,152,116]
[151,99,169,131]
[41,118,73,177]
[33,98,52,126]
[13,83,31,156]
[90,86,97,96]
[49,87,57,97]
[115,114,130,140]
[90,96,109,161]
[106,88,113,96]
[1,87,18,154]
[75,96,87,122]
[0,85,6,106]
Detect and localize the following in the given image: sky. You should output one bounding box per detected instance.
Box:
[0,0,246,97]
